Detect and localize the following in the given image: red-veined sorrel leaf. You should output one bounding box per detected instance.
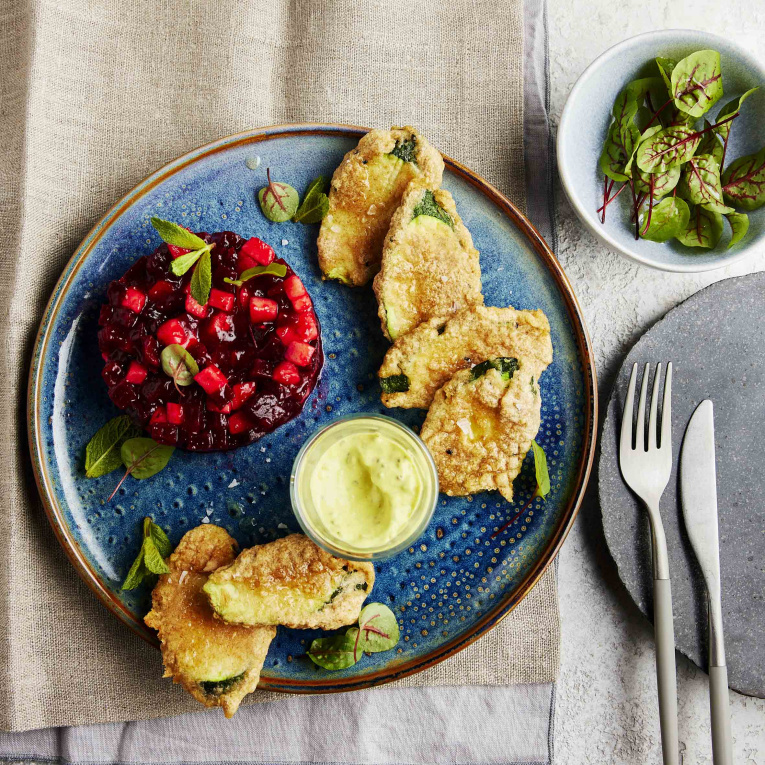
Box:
[640,197,690,242]
[713,87,759,141]
[634,164,680,199]
[722,147,765,211]
[671,50,723,118]
[679,155,734,214]
[675,204,723,248]
[696,120,724,166]
[656,57,677,91]
[636,125,701,173]
[600,121,640,181]
[725,212,749,249]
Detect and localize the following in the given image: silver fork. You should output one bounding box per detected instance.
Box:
[619,362,678,765]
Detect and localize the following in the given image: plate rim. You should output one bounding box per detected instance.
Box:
[27,122,598,693]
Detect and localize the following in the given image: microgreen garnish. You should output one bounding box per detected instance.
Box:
[161,344,199,392]
[258,168,299,222]
[597,49,763,249]
[411,189,453,228]
[224,262,288,287]
[150,218,208,251]
[84,415,142,478]
[380,374,410,394]
[491,440,550,539]
[292,176,329,224]
[121,517,173,590]
[107,437,175,502]
[307,603,400,671]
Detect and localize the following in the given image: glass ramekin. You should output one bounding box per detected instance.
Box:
[290,413,439,561]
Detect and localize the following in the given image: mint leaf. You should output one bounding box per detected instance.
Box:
[143,537,170,575]
[307,632,358,670]
[85,415,141,478]
[293,176,329,224]
[354,604,400,658]
[146,517,173,559]
[531,439,550,500]
[224,262,288,287]
[258,168,299,222]
[121,438,175,480]
[121,546,147,590]
[160,344,199,390]
[170,247,206,277]
[190,249,212,305]
[151,218,208,250]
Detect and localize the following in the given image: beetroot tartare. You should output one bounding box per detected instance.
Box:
[97,230,323,451]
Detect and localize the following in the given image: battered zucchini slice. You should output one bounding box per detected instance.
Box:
[373,180,482,340]
[420,362,542,502]
[378,306,553,409]
[144,525,276,718]
[317,126,444,286]
[203,534,374,630]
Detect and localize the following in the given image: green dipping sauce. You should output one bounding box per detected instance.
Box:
[310,432,423,548]
[291,415,438,559]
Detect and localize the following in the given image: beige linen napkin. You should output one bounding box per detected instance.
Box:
[0,0,559,731]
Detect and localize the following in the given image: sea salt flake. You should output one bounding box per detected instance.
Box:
[281,239,289,246]
[206,508,213,516]
[228,479,240,488]
[456,418,471,435]
[330,224,341,233]
[179,570,188,584]
[201,517,210,524]
[277,523,288,530]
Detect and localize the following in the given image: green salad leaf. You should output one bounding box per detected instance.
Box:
[161,344,199,390]
[293,176,330,224]
[84,415,141,478]
[307,632,358,670]
[224,262,288,287]
[258,169,299,222]
[722,147,765,211]
[640,197,691,242]
[531,439,550,500]
[678,155,734,213]
[675,205,723,248]
[121,438,175,480]
[670,49,723,118]
[725,211,749,248]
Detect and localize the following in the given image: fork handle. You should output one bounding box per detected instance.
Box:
[709,664,732,765]
[654,578,680,765]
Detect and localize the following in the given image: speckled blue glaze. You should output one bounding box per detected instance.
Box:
[558,30,765,273]
[29,125,595,692]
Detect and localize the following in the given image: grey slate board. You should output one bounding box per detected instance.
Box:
[600,272,765,698]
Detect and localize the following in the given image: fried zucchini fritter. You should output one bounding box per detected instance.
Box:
[373,180,482,340]
[145,525,276,718]
[317,126,444,286]
[203,534,374,630]
[420,362,542,501]
[378,306,553,409]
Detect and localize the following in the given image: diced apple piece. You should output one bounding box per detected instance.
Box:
[185,292,208,318]
[208,288,235,313]
[249,296,278,323]
[272,361,301,386]
[240,237,275,266]
[284,341,315,367]
[228,411,252,434]
[148,280,174,301]
[166,402,184,424]
[125,360,148,384]
[194,364,228,394]
[157,318,192,347]
[231,381,257,410]
[121,287,147,314]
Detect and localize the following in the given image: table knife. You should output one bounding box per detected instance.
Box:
[680,400,732,765]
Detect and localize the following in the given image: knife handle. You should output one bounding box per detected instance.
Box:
[709,664,733,765]
[654,578,680,765]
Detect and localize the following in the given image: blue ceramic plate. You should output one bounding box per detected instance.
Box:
[28,124,596,692]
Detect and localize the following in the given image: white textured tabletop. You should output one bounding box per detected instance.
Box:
[550,3,765,763]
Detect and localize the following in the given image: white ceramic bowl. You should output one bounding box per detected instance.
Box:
[558,29,765,272]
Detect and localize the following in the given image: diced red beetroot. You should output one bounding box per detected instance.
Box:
[157,318,192,347]
[272,361,301,386]
[228,411,252,435]
[291,293,313,312]
[240,237,275,266]
[284,341,315,367]
[295,312,319,342]
[185,292,208,318]
[204,312,235,343]
[168,244,191,259]
[208,288,235,313]
[121,287,147,314]
[284,275,307,301]
[251,358,276,379]
[207,398,233,414]
[138,336,162,369]
[276,322,301,346]
[166,402,184,425]
[237,285,251,308]
[148,280,174,301]
[101,351,110,362]
[231,381,257,410]
[150,405,168,424]
[194,364,228,394]
[249,296,278,323]
[125,360,148,384]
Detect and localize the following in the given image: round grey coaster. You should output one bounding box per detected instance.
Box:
[600,272,765,698]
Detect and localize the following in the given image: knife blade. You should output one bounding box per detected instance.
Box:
[680,399,732,765]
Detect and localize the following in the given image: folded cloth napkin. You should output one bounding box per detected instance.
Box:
[0,0,560,736]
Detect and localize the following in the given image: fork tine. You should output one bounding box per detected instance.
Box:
[636,363,650,451]
[620,363,638,454]
[648,362,662,449]
[661,362,673,449]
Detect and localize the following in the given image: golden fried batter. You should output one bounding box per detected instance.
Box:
[373,180,482,340]
[317,126,444,286]
[378,306,553,409]
[420,363,542,501]
[204,534,375,630]
[145,525,276,718]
